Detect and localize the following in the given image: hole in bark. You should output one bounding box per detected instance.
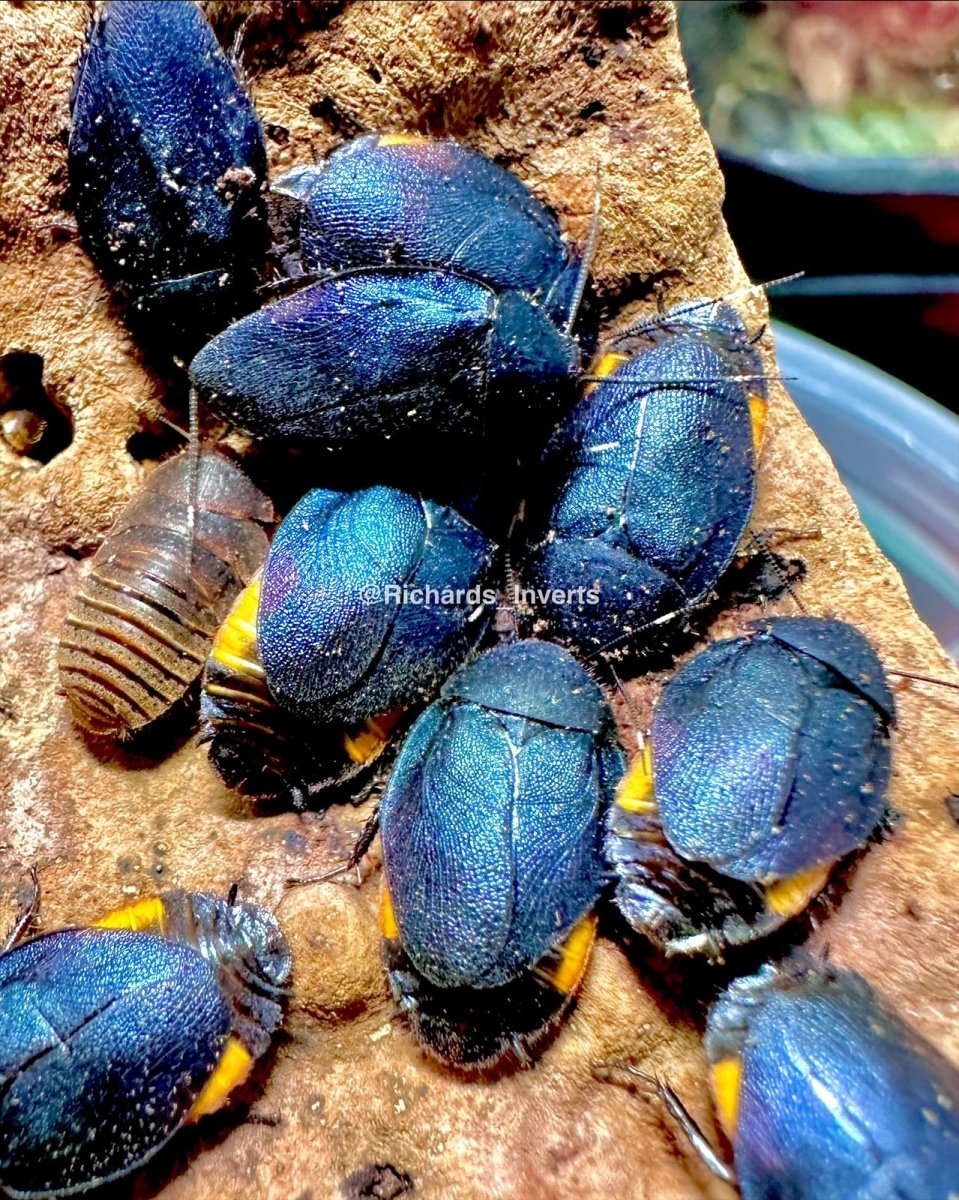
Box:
[0,351,73,464]
[340,1163,413,1200]
[578,99,606,120]
[597,6,634,41]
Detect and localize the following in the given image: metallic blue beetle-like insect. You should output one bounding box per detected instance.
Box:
[524,298,768,656]
[0,890,290,1199]
[188,265,580,450]
[199,569,404,807]
[704,960,959,1200]
[257,485,495,726]
[271,133,585,330]
[69,0,268,346]
[606,616,895,957]
[379,638,624,1068]
[191,134,589,520]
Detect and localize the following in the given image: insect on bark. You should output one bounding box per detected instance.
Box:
[58,452,273,738]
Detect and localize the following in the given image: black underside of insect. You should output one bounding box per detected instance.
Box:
[383,939,575,1076]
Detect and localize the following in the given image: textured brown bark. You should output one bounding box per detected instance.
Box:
[1,3,957,1199]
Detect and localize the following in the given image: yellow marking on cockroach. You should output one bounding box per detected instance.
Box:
[616,742,656,814]
[541,914,599,995]
[710,1057,743,1139]
[586,351,630,395]
[748,392,769,454]
[343,710,405,765]
[764,863,831,919]
[380,884,400,940]
[212,573,263,678]
[188,1037,254,1120]
[94,896,167,934]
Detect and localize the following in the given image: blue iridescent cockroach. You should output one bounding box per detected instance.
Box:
[0,889,290,1199]
[378,638,624,1069]
[69,0,268,346]
[524,298,768,657]
[256,485,496,728]
[198,480,491,807]
[188,265,581,451]
[703,961,959,1200]
[200,569,406,808]
[606,616,895,958]
[271,133,588,332]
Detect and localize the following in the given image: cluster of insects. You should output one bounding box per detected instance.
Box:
[2,2,957,1198]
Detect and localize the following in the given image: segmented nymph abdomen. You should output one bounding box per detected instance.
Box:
[58,453,272,737]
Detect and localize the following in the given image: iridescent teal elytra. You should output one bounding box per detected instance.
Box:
[69,0,267,347]
[257,485,495,727]
[189,266,580,451]
[706,961,959,1200]
[380,640,624,1069]
[272,133,584,328]
[607,617,895,957]
[0,891,290,1198]
[525,299,767,655]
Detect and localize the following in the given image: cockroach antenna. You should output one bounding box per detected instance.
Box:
[564,173,602,337]
[230,11,252,67]
[604,660,645,751]
[500,550,522,643]
[886,669,959,691]
[687,270,807,318]
[742,270,806,300]
[287,805,381,889]
[186,386,200,559]
[157,413,190,441]
[582,603,688,663]
[2,867,40,953]
[286,861,354,887]
[595,1062,736,1186]
[609,271,807,346]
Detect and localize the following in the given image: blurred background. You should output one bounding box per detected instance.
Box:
[678,0,959,657]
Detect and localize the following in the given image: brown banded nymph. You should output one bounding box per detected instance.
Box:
[58,451,272,738]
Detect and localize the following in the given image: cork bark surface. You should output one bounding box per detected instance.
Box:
[1,3,957,1199]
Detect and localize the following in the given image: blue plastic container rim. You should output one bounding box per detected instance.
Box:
[772,321,959,659]
[720,145,959,196]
